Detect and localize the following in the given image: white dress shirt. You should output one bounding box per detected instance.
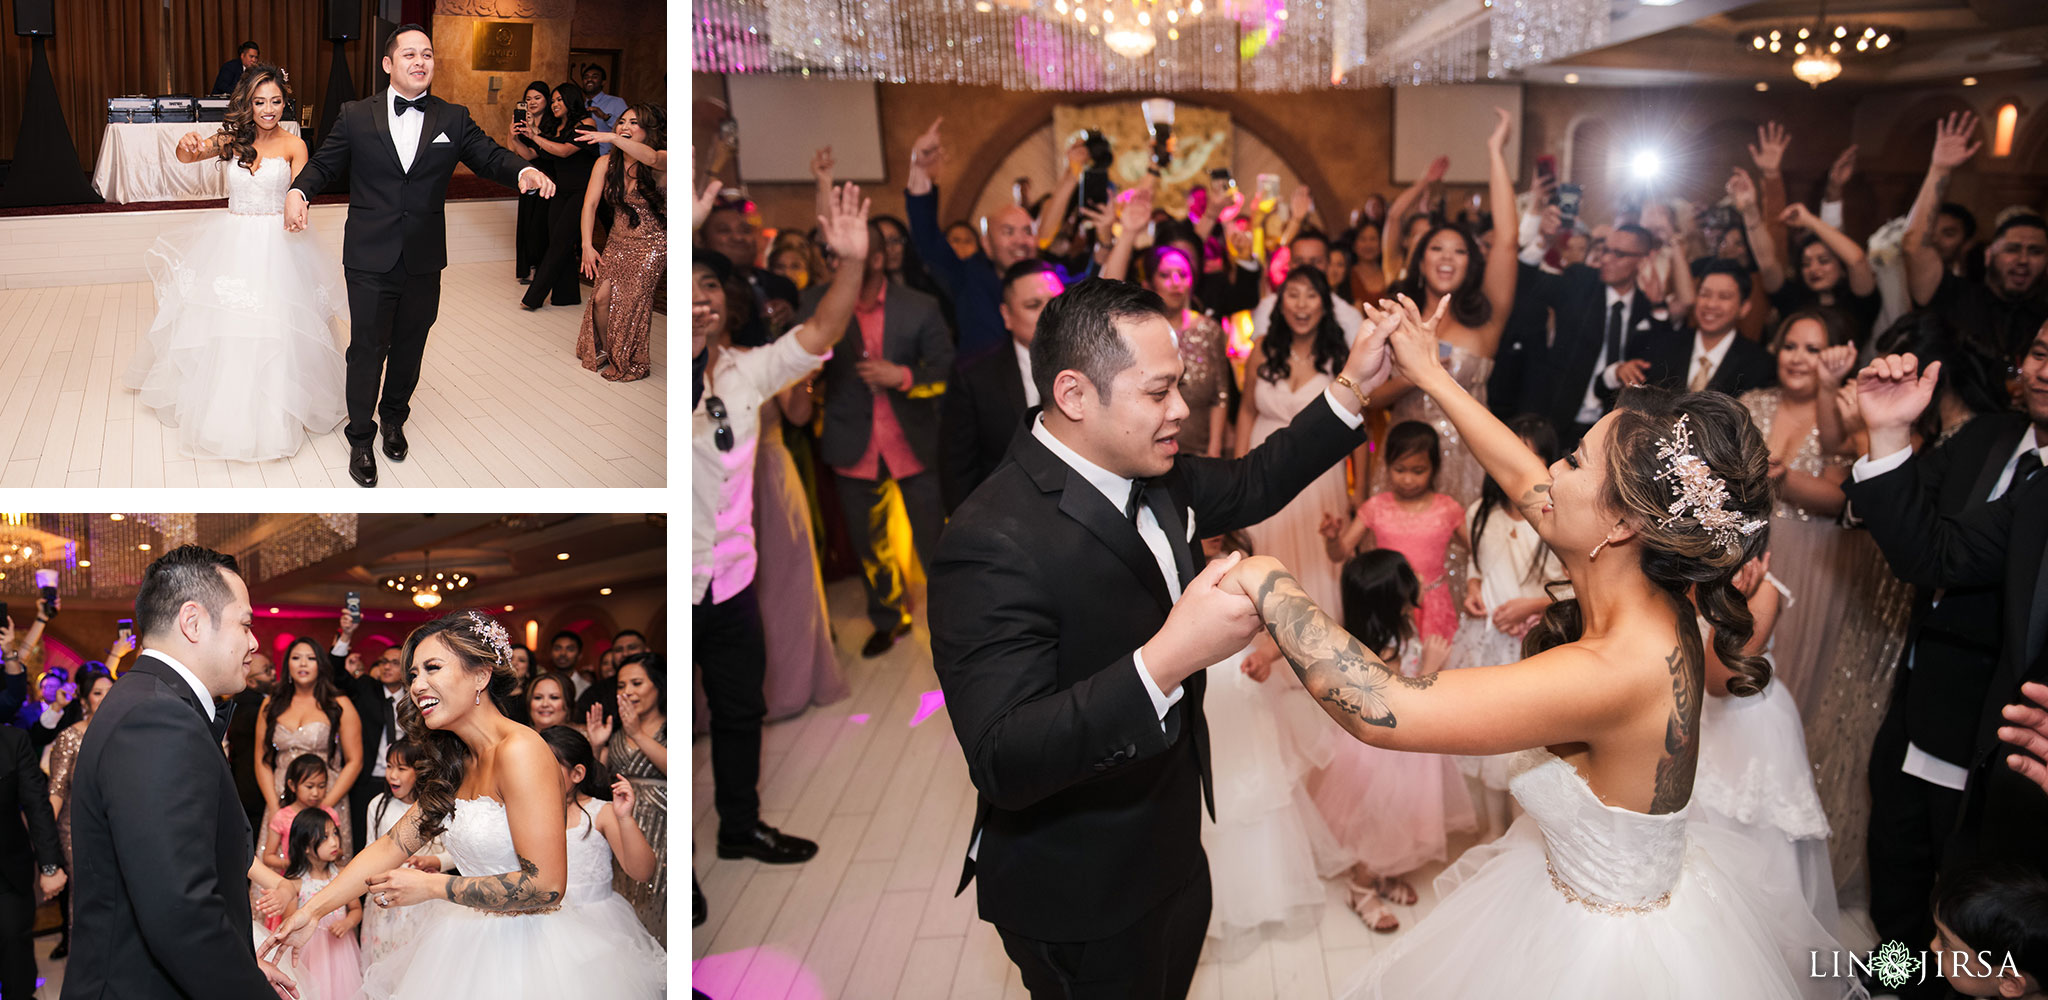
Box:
[141,648,216,723]
[387,87,426,172]
[1578,286,1635,425]
[1014,340,1040,409]
[370,683,403,778]
[1685,329,1740,391]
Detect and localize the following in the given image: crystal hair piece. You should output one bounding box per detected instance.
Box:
[1652,414,1765,553]
[466,610,513,667]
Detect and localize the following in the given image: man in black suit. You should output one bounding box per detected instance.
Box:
[284,23,556,488]
[347,644,406,853]
[1860,391,2028,997]
[1500,224,1674,449]
[211,41,260,96]
[931,278,1384,998]
[64,545,294,999]
[1843,334,2048,880]
[227,652,275,846]
[1617,261,1776,398]
[802,224,956,657]
[941,259,1064,512]
[0,722,63,998]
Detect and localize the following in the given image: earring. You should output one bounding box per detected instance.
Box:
[1588,539,1607,561]
[474,688,483,706]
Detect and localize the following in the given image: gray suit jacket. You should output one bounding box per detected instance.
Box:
[801,279,955,472]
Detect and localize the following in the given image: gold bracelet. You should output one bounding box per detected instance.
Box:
[1333,374,1370,412]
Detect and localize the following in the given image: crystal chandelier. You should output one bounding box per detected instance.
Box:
[382,551,473,611]
[1792,49,1841,87]
[1740,0,1898,90]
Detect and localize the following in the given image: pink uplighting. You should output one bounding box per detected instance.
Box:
[909,689,945,728]
[691,946,824,999]
[848,713,871,725]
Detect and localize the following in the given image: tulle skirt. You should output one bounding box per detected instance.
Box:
[291,917,362,1000]
[1337,817,1864,1000]
[1311,736,1477,876]
[127,208,348,461]
[1696,679,1840,938]
[1447,619,1527,835]
[359,890,666,999]
[1202,650,1353,959]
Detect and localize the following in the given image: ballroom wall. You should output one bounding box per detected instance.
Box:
[697,71,2048,245]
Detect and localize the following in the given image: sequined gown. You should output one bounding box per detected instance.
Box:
[1175,313,1232,457]
[1740,389,1911,891]
[267,720,352,859]
[46,724,83,871]
[576,169,666,382]
[1242,365,1350,615]
[608,724,666,942]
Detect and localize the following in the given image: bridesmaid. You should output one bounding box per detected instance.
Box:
[520,83,600,311]
[575,103,667,382]
[45,669,115,959]
[506,80,555,285]
[254,638,363,860]
[589,655,666,942]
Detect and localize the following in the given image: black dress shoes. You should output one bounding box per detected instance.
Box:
[382,424,408,462]
[714,822,818,864]
[861,621,913,658]
[349,443,378,488]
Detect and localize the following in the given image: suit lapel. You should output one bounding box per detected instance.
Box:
[1144,482,1196,589]
[1012,425,1175,615]
[370,91,405,175]
[995,342,1026,417]
[409,98,441,176]
[1969,422,2028,505]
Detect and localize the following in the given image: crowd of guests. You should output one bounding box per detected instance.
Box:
[0,598,668,995]
[693,105,2048,995]
[500,66,669,383]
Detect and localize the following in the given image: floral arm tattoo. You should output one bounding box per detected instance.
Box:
[443,855,563,913]
[1251,568,1435,735]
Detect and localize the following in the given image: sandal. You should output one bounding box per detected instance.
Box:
[1375,875,1418,906]
[1347,880,1400,933]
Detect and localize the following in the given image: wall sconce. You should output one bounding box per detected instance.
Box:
[1993,102,2019,158]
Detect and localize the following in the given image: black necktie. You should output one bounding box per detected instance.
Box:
[211,699,236,742]
[2017,449,2043,485]
[1605,300,1625,365]
[394,94,428,116]
[1124,480,1147,522]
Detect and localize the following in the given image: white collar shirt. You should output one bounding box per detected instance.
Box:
[142,648,216,723]
[1014,340,1040,409]
[388,87,427,173]
[1686,329,1739,389]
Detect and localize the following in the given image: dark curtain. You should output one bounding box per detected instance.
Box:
[0,0,377,170]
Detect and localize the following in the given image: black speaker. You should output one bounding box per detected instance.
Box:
[13,0,54,37]
[325,0,360,41]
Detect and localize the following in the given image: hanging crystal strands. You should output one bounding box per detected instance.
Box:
[1487,0,1610,75]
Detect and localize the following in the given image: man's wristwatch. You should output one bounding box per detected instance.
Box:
[38,865,59,877]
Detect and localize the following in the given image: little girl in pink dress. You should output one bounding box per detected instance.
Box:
[1323,421,1468,641]
[279,809,362,1000]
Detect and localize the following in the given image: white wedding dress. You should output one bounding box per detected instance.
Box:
[1339,748,1865,999]
[125,155,348,462]
[359,797,666,999]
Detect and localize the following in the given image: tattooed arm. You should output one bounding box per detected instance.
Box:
[1224,556,1653,757]
[440,732,567,912]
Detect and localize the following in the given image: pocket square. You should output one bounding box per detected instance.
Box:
[1185,507,1196,543]
[432,132,451,144]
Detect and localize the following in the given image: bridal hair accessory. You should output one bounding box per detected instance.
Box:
[1653,414,1765,553]
[466,610,513,667]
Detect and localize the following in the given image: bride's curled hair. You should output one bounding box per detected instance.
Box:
[216,64,293,172]
[393,610,524,841]
[1522,387,1775,696]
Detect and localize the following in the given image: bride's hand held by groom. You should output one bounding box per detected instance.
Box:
[1137,551,1261,696]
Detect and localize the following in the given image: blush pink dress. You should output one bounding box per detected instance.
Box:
[1242,367,1350,614]
[1354,491,1464,641]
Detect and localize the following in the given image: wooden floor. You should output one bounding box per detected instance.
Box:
[0,259,665,488]
[690,576,1885,999]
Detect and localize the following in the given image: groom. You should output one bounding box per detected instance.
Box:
[63,545,292,999]
[285,22,556,487]
[930,278,1387,998]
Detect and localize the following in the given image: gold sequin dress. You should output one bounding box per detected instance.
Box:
[1175,313,1231,457]
[608,724,666,942]
[576,173,666,382]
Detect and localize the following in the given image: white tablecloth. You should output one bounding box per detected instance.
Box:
[91,121,303,204]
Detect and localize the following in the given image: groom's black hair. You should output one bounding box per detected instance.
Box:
[1030,277,1167,408]
[385,22,430,59]
[134,545,242,643]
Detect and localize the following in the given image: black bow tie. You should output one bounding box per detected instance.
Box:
[2018,448,2043,484]
[211,699,237,742]
[1124,480,1148,523]
[394,94,428,116]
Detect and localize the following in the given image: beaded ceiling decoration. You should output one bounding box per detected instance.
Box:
[0,514,359,600]
[694,0,1605,91]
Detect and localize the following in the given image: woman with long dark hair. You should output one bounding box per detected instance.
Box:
[255,637,363,860]
[507,80,557,284]
[1223,295,1854,998]
[520,83,602,311]
[573,103,666,382]
[127,64,348,462]
[263,610,663,997]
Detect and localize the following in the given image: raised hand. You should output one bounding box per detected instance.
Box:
[1077,200,1117,237]
[1487,106,1513,152]
[1930,111,1981,172]
[692,176,723,230]
[809,145,835,181]
[909,116,944,174]
[610,774,637,818]
[1065,140,1090,175]
[1748,122,1790,174]
[1835,380,1866,438]
[1725,168,1758,214]
[1826,145,1858,196]
[1422,155,1450,186]
[1339,294,1399,397]
[1817,344,1857,387]
[1119,186,1155,234]
[1854,353,1941,440]
[1779,203,1819,231]
[585,702,613,748]
[1383,293,1452,382]
[616,689,644,738]
[1288,184,1314,223]
[816,182,872,264]
[572,127,617,146]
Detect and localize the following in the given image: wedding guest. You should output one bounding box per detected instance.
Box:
[255,639,362,861]
[357,740,451,970]
[586,654,665,940]
[42,670,111,960]
[578,64,627,154]
[526,672,576,732]
[507,80,556,285]
[576,102,666,383]
[227,651,274,846]
[903,117,1043,362]
[0,721,60,999]
[1928,864,2048,1000]
[1903,113,2048,362]
[345,645,405,855]
[211,41,260,96]
[701,200,801,344]
[1249,231,1365,341]
[575,630,642,727]
[520,83,601,311]
[14,667,70,752]
[767,233,821,292]
[944,221,979,261]
[550,629,584,685]
[941,259,1064,512]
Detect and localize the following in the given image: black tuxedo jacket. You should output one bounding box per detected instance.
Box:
[1507,263,1672,445]
[0,724,60,899]
[931,395,1367,941]
[1843,441,2048,873]
[63,655,275,1000]
[1627,327,1778,398]
[1878,414,2029,768]
[290,90,533,275]
[939,342,1029,513]
[348,674,398,797]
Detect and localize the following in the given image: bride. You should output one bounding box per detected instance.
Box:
[261,611,663,999]
[1222,295,1862,999]
[123,64,347,462]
